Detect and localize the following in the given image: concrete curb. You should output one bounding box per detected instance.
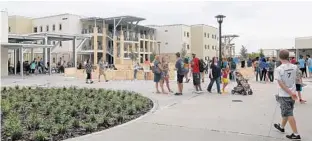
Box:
[62,89,159,141]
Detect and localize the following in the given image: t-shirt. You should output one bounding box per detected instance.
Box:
[274,63,298,97]
[268,61,275,72]
[222,70,229,78]
[298,59,305,68]
[175,58,184,75]
[308,58,312,68]
[99,61,106,70]
[191,57,200,73]
[85,63,93,73]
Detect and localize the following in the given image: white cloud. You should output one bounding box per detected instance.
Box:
[1,1,312,53]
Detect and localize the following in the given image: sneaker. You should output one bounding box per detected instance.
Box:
[105,80,109,82]
[286,133,301,140]
[300,99,307,103]
[174,93,182,96]
[274,123,285,133]
[207,90,212,93]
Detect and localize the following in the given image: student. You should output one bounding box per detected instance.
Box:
[133,62,140,81]
[298,55,307,78]
[273,49,301,140]
[98,58,109,82]
[308,55,312,77]
[268,57,275,82]
[83,59,94,84]
[191,53,203,93]
[295,62,307,104]
[175,52,185,95]
[183,57,190,83]
[221,68,229,93]
[207,57,221,94]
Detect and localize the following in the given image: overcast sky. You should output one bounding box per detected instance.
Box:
[1,1,312,53]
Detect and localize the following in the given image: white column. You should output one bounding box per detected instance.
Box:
[20,47,24,78]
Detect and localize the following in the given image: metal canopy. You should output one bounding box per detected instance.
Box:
[1,43,53,49]
[26,33,91,41]
[81,15,145,23]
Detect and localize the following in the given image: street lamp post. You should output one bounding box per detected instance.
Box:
[157,41,161,55]
[215,15,226,67]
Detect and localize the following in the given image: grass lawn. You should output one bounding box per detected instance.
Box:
[1,86,153,141]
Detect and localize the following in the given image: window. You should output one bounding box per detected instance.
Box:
[52,24,55,31]
[52,41,55,45]
[33,27,38,33]
[187,32,189,37]
[46,25,49,32]
[212,45,214,50]
[204,45,207,49]
[208,45,210,49]
[59,41,62,47]
[165,42,168,45]
[8,27,11,32]
[184,32,186,37]
[165,30,168,32]
[52,58,56,63]
[207,33,209,38]
[187,44,190,50]
[62,17,68,20]
[212,35,214,39]
[59,24,62,31]
[40,26,43,32]
[204,33,206,37]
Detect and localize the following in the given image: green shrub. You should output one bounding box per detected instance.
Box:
[4,113,23,140]
[32,130,49,141]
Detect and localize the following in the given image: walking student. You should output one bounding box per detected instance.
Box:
[133,62,140,81]
[268,57,275,82]
[199,59,206,82]
[175,52,185,95]
[221,68,229,93]
[84,59,94,84]
[98,58,108,82]
[298,55,307,78]
[161,56,173,93]
[273,49,301,140]
[183,57,190,83]
[207,57,221,94]
[295,62,307,104]
[153,55,163,94]
[191,53,203,93]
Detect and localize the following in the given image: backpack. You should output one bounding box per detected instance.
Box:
[152,62,161,74]
[199,60,206,72]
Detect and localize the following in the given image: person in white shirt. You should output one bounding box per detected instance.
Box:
[273,49,301,140]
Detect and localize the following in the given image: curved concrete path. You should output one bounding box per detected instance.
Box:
[2,74,312,141]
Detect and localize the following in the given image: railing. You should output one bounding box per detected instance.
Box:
[81,29,103,34]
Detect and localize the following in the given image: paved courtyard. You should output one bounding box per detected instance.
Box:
[1,74,312,141]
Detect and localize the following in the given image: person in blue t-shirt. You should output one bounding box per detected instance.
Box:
[298,55,307,78]
[175,52,185,96]
[307,55,312,77]
[259,58,268,82]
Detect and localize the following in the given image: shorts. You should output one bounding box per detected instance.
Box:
[87,73,92,79]
[277,97,295,117]
[222,78,229,84]
[177,74,184,83]
[296,84,302,91]
[99,70,106,76]
[192,73,201,85]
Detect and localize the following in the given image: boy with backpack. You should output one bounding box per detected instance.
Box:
[199,59,206,82]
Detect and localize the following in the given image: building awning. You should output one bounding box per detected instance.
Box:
[22,33,91,41]
[81,15,145,23]
[1,43,54,49]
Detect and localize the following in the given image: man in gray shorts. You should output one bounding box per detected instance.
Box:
[273,49,301,140]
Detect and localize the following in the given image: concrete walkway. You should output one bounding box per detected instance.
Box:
[1,74,312,141]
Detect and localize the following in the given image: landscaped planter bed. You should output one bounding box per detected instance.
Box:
[1,86,153,141]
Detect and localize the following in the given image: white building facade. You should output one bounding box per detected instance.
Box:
[1,10,9,76]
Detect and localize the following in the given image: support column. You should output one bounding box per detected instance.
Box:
[43,37,48,66]
[102,21,107,62]
[93,20,98,65]
[73,37,77,68]
[120,30,124,64]
[48,48,52,75]
[20,47,24,78]
[31,48,34,61]
[113,36,117,64]
[147,39,151,61]
[143,39,146,61]
[14,49,17,75]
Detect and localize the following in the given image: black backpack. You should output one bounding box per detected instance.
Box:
[199,60,206,72]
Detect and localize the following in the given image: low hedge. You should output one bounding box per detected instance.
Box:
[1,86,153,141]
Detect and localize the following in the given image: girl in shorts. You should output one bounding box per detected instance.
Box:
[221,68,229,93]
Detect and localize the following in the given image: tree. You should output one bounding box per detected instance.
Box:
[259,48,264,58]
[248,52,260,59]
[240,45,248,59]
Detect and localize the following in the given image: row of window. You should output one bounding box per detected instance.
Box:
[33,24,62,33]
[36,40,62,47]
[204,33,218,40]
[204,44,217,50]
[183,31,190,38]
[164,42,190,50]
